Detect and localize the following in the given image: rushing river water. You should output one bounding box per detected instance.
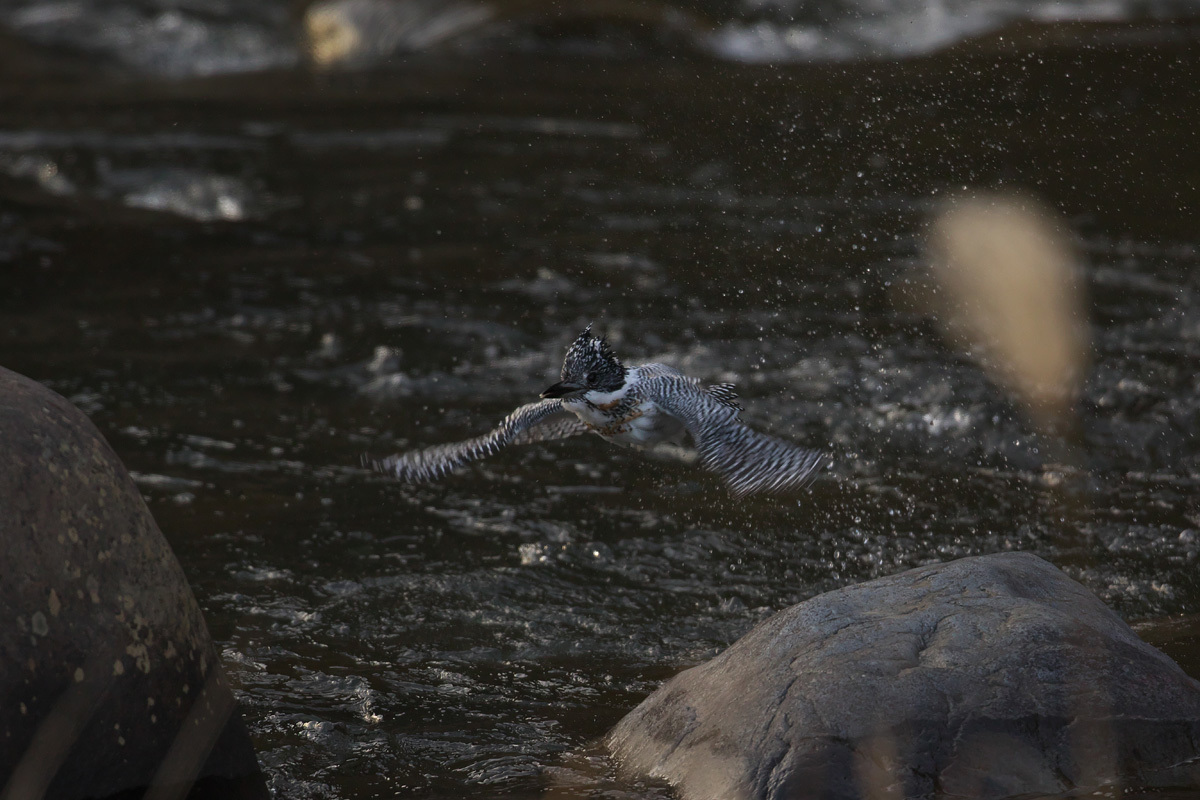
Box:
[2,7,1200,798]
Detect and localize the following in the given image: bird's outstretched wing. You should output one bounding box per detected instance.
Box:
[645,374,827,497]
[375,399,589,482]
[705,382,742,410]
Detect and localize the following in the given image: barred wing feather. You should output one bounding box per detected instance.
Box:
[375,399,587,482]
[647,375,826,497]
[636,364,740,410]
[509,412,589,445]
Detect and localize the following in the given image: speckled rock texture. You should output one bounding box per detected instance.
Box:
[607,552,1200,800]
[0,367,266,800]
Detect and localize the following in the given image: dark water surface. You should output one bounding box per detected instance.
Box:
[2,20,1200,799]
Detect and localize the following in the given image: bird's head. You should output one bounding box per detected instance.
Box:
[541,325,627,399]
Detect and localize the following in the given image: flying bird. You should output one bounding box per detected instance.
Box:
[375,326,827,496]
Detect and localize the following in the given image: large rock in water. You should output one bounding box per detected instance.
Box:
[607,552,1200,800]
[0,367,267,800]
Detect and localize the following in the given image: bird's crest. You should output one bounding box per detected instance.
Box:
[562,324,623,381]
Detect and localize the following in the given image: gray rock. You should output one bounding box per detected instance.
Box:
[0,366,267,800]
[607,552,1200,800]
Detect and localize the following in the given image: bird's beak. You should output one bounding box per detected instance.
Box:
[541,381,583,399]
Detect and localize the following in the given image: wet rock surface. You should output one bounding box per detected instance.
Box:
[607,552,1200,800]
[0,366,266,800]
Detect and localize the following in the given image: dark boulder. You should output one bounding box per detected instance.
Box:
[0,366,266,800]
[607,552,1200,800]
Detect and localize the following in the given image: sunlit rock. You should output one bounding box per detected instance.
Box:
[303,0,711,67]
[304,0,494,66]
[608,552,1200,800]
[0,366,267,800]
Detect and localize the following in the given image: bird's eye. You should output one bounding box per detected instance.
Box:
[586,370,598,385]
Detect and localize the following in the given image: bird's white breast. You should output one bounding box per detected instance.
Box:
[565,372,686,448]
[606,402,686,447]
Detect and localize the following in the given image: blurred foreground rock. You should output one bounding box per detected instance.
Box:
[924,193,1088,436]
[608,552,1200,800]
[0,367,267,800]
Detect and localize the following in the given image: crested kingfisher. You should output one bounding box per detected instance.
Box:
[375,326,827,497]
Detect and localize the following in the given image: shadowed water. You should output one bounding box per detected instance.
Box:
[1,18,1199,799]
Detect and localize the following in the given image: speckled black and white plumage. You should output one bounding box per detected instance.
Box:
[558,324,627,392]
[376,328,827,496]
